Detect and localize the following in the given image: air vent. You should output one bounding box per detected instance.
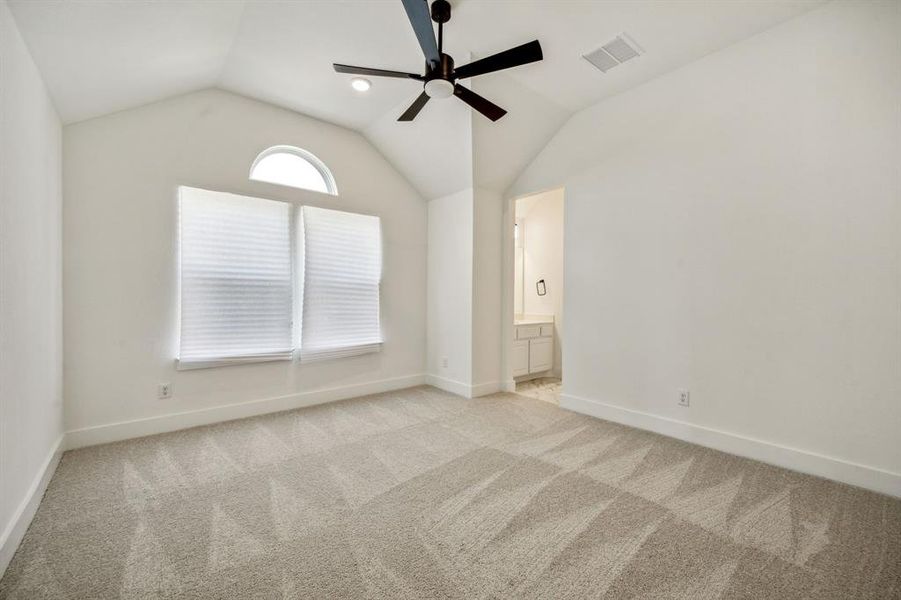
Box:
[582,33,643,74]
[583,47,619,73]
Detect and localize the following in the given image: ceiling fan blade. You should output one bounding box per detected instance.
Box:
[398,91,430,121]
[453,85,507,121]
[333,64,423,80]
[453,40,543,80]
[401,0,440,68]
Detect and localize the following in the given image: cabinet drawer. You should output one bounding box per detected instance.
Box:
[539,324,554,337]
[516,325,540,340]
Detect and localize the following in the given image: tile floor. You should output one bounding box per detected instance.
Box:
[515,377,562,404]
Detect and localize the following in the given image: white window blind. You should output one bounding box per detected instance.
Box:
[178,187,293,366]
[299,206,382,361]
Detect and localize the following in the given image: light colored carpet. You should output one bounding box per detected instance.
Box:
[1,386,899,599]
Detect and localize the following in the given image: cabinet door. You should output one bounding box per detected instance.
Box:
[529,338,553,373]
[512,340,530,377]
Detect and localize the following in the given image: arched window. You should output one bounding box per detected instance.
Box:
[249,146,338,195]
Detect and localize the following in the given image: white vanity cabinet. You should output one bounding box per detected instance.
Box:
[513,321,554,377]
[512,340,530,377]
[528,337,553,372]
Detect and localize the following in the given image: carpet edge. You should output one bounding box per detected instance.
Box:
[0,434,63,578]
[560,392,901,499]
[65,373,427,450]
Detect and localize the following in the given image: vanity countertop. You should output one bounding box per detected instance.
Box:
[514,318,554,326]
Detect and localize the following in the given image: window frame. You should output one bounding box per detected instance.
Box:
[248,145,339,196]
[175,186,381,370]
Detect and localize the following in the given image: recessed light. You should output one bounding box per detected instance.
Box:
[351,78,371,92]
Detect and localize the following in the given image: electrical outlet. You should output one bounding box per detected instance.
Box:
[441,357,449,368]
[158,382,172,400]
[678,389,690,407]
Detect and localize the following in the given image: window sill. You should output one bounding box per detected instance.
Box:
[176,355,292,371]
[299,343,382,363]
[176,343,382,370]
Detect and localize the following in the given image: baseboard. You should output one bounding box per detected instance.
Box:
[561,393,901,499]
[0,435,63,577]
[66,374,427,450]
[425,375,504,398]
[470,381,503,397]
[503,380,516,393]
[426,374,473,398]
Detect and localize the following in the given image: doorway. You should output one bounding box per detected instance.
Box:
[508,187,564,403]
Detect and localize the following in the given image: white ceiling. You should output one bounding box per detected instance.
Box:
[364,78,475,199]
[8,0,825,197]
[7,0,246,125]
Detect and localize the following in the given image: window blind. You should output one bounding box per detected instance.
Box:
[178,187,293,365]
[299,205,382,361]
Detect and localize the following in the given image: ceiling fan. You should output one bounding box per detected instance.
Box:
[333,0,543,122]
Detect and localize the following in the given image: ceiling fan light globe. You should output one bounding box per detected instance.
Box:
[424,79,454,99]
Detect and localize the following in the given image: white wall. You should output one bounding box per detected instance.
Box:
[509,0,901,493]
[516,188,564,377]
[0,0,63,572]
[426,189,473,392]
[426,187,505,397]
[63,89,427,443]
[471,188,504,392]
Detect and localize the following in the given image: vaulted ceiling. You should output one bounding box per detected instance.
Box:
[8,0,823,198]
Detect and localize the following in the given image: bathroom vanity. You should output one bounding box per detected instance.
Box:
[512,317,554,378]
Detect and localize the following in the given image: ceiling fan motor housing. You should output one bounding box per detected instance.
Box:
[427,53,454,81]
